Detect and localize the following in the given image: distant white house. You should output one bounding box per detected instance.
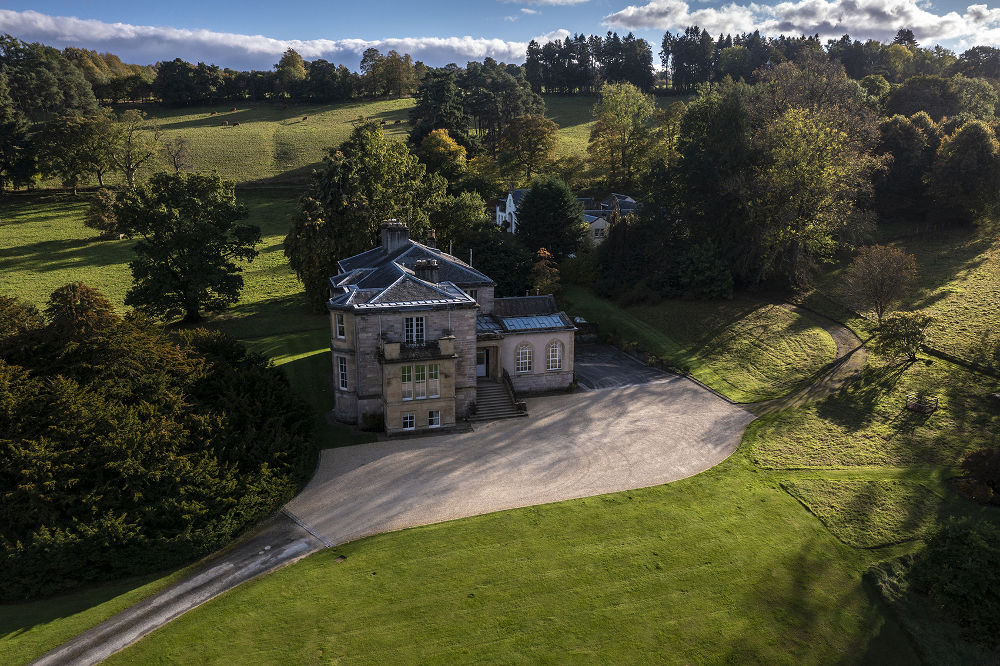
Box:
[496,189,639,246]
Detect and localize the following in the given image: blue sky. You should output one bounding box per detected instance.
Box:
[2,0,1000,70]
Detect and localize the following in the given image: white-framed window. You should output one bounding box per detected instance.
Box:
[404,316,425,345]
[428,410,440,428]
[428,364,440,398]
[516,344,533,373]
[401,365,413,400]
[546,341,563,371]
[335,313,346,339]
[337,356,348,390]
[468,289,478,301]
[402,412,415,430]
[415,364,426,399]
[594,228,605,239]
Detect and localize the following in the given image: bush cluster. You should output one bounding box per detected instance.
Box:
[0,285,315,600]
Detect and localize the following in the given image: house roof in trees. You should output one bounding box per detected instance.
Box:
[329,233,488,311]
[493,295,558,317]
[602,193,639,211]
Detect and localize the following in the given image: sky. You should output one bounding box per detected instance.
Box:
[3,0,1000,70]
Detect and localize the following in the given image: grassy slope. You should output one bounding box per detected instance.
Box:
[816,227,1000,364]
[562,285,837,403]
[106,451,916,665]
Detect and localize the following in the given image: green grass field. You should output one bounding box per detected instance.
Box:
[562,285,837,402]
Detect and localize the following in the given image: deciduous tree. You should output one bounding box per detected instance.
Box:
[498,114,558,184]
[842,245,918,324]
[116,173,260,322]
[113,108,161,188]
[588,82,660,191]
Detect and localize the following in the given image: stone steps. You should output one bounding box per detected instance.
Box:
[471,380,526,421]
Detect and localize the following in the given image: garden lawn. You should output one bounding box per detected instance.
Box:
[749,355,1000,469]
[563,285,837,403]
[104,452,917,665]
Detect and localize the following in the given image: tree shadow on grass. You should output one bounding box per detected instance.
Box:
[0,569,176,655]
[0,238,134,273]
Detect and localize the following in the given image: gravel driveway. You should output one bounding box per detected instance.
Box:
[286,377,755,545]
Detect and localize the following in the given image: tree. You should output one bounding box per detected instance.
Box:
[871,312,932,361]
[842,245,918,324]
[0,72,35,192]
[875,114,931,220]
[162,135,193,172]
[36,111,119,193]
[951,75,998,120]
[115,173,260,322]
[274,48,307,98]
[283,196,340,312]
[748,106,879,285]
[515,176,586,259]
[45,282,120,340]
[408,69,477,150]
[498,114,558,184]
[588,82,660,190]
[928,120,1000,224]
[84,187,121,238]
[113,109,162,188]
[530,248,560,296]
[886,75,958,121]
[415,128,466,182]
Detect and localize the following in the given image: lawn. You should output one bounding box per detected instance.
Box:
[103,451,918,665]
[562,285,837,403]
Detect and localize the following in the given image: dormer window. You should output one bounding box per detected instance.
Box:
[404,316,425,345]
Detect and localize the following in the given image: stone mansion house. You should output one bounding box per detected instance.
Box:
[328,222,576,435]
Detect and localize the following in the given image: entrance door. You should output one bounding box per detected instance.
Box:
[476,349,488,377]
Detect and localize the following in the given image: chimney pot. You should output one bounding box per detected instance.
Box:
[381,220,409,254]
[413,258,440,284]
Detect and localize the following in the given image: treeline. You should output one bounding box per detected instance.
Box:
[0,285,315,600]
[154,48,425,105]
[0,32,427,113]
[661,26,1000,90]
[524,32,655,94]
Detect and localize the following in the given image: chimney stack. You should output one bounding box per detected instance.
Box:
[381,220,409,254]
[413,259,440,284]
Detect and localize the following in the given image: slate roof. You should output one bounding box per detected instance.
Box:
[338,241,493,289]
[602,193,639,211]
[493,295,558,317]
[478,295,576,337]
[329,239,486,311]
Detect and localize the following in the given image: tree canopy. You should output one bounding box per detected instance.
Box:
[0,284,314,600]
[116,172,260,322]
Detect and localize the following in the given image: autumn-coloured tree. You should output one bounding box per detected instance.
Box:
[530,248,560,297]
[842,245,918,324]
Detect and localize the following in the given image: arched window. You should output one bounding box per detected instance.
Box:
[516,344,533,373]
[546,341,563,371]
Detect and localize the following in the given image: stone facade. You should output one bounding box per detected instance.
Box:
[501,329,576,394]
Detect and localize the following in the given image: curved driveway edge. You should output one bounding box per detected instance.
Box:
[285,377,755,546]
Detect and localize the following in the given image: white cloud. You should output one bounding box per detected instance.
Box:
[521,7,541,13]
[505,15,520,21]
[603,0,1000,45]
[0,9,539,68]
